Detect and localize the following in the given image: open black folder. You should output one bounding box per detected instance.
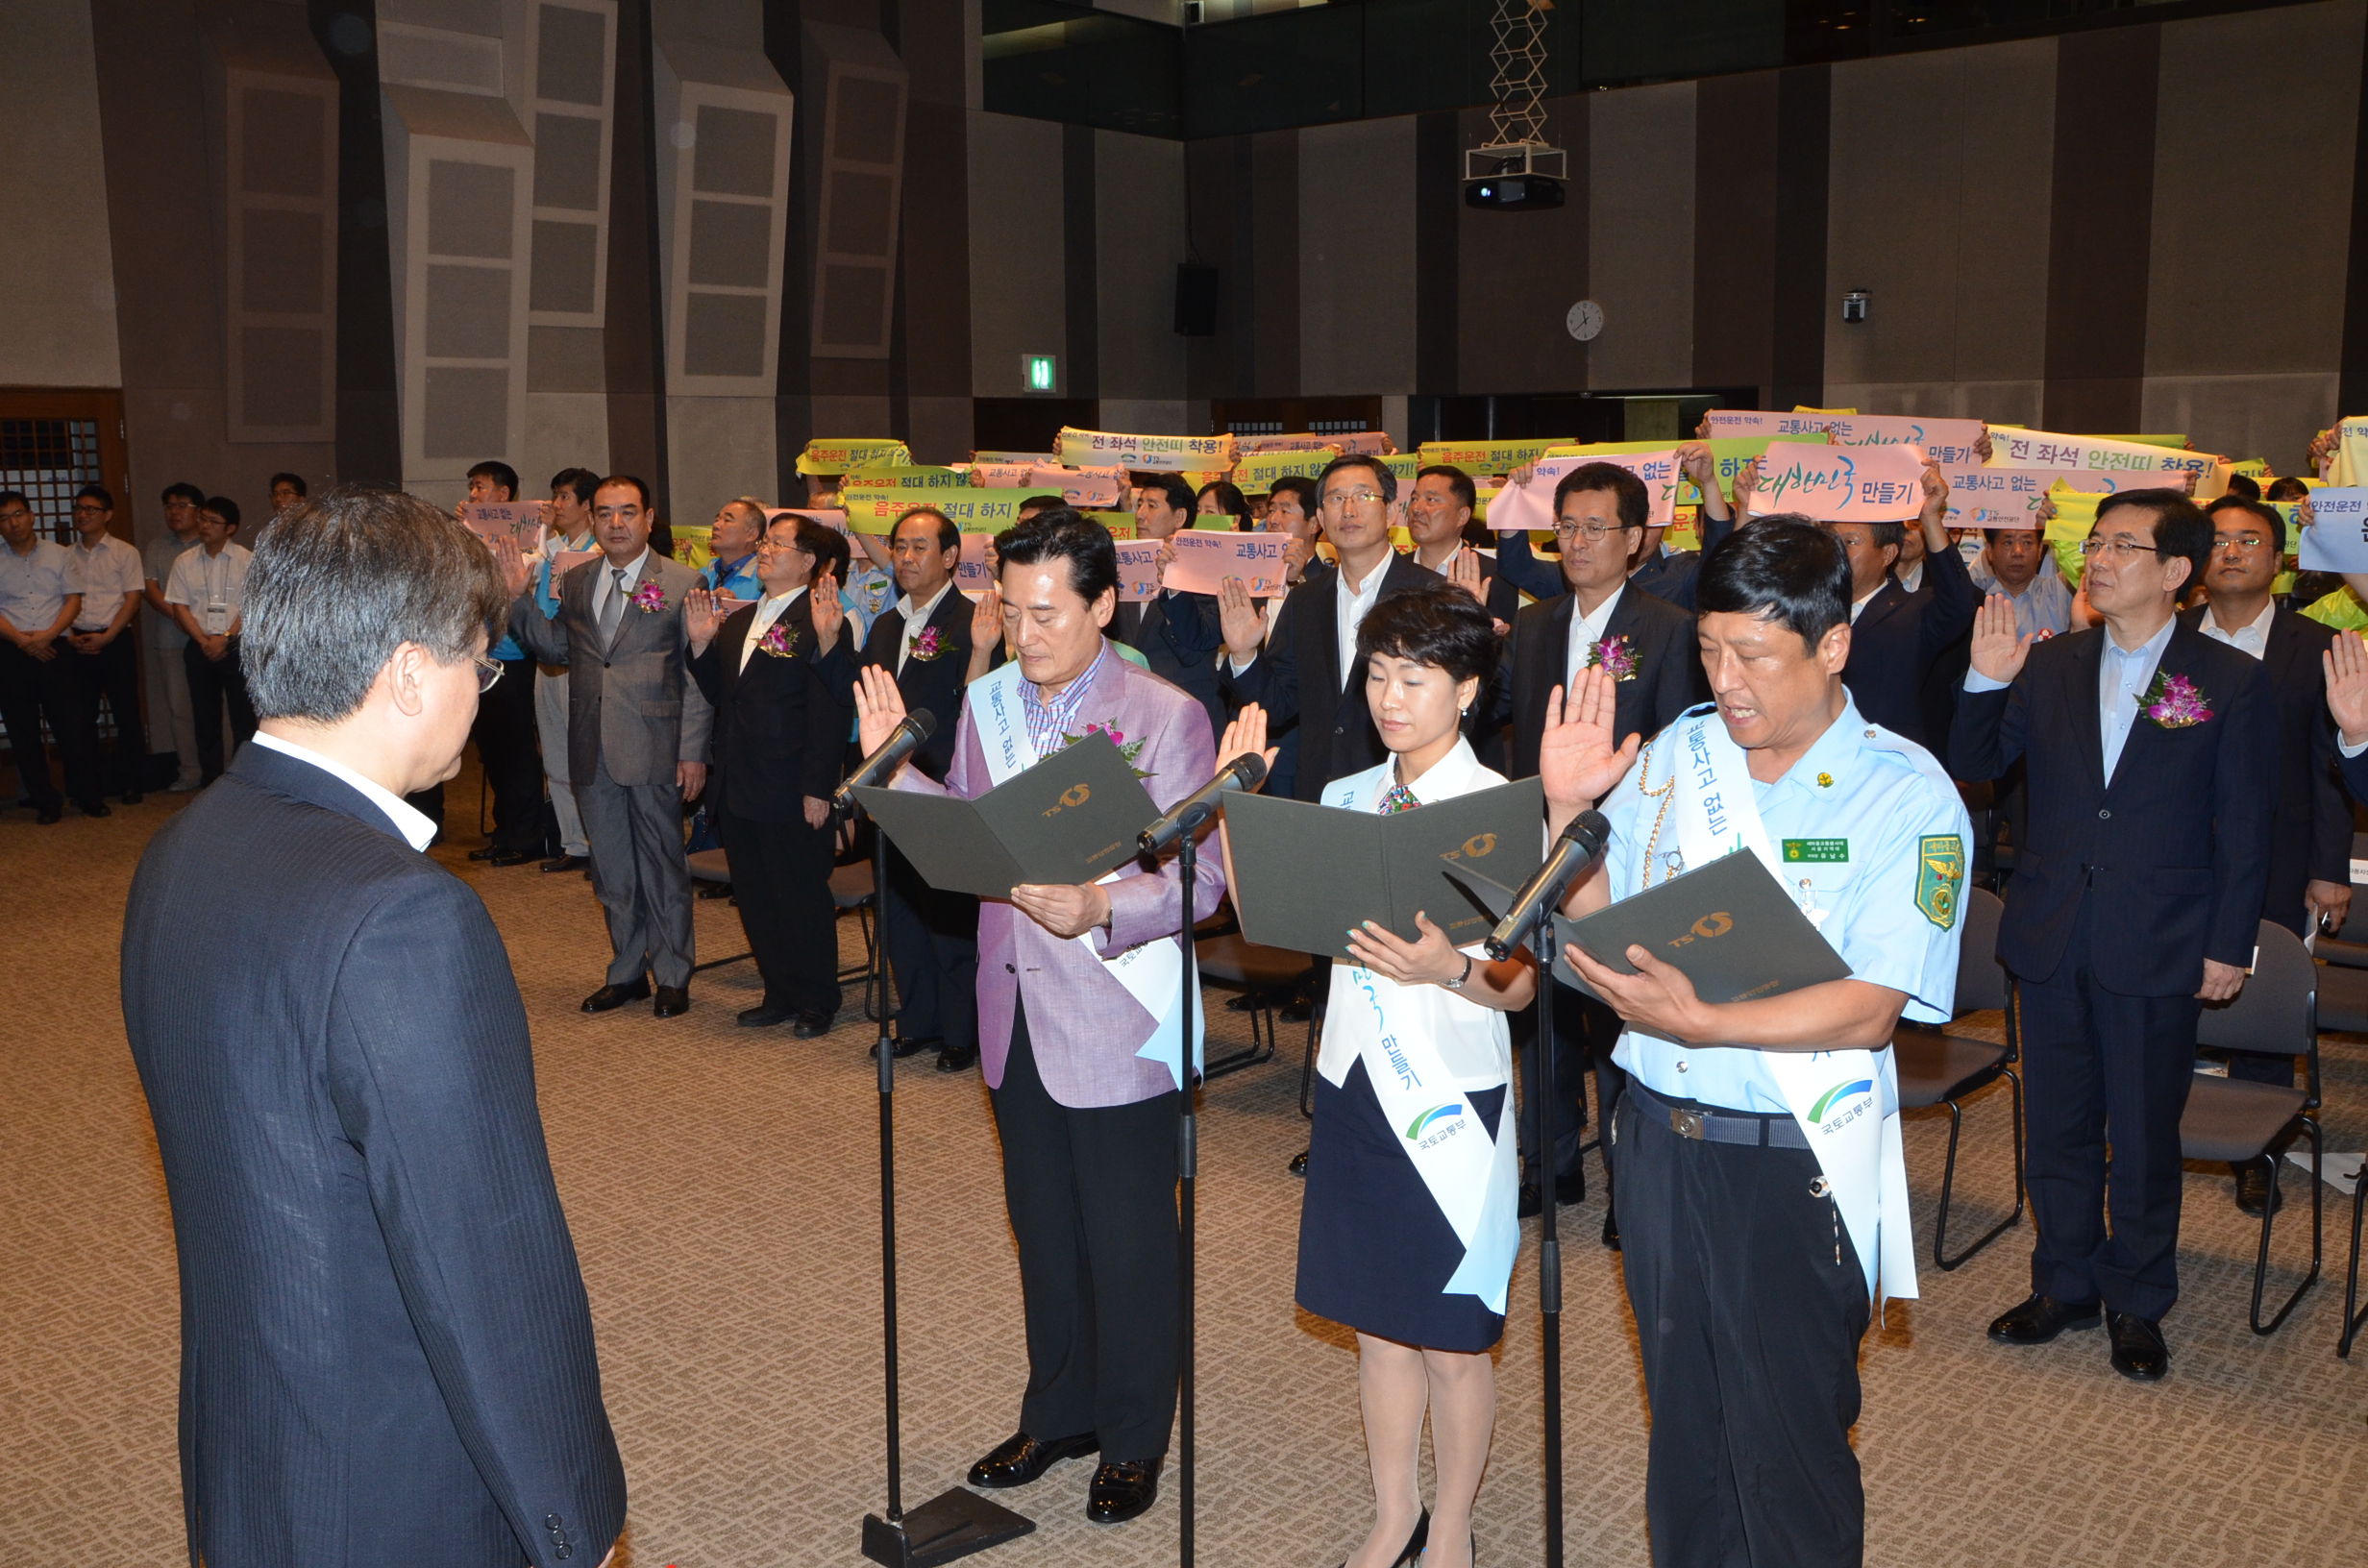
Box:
[848,730,1159,899]
[1443,847,1851,1003]
[1221,777,1543,957]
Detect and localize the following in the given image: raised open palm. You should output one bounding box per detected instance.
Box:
[1968,592,2033,685]
[1537,669,1640,809]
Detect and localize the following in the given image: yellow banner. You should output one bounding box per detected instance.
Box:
[1544,434,1826,493]
[838,466,974,491]
[2328,417,2368,487]
[1058,427,1238,471]
[673,524,713,573]
[798,438,912,475]
[2088,435,2187,450]
[842,489,1041,534]
[1083,510,1139,539]
[1794,405,1858,414]
[1418,437,1573,472]
[1235,446,1340,490]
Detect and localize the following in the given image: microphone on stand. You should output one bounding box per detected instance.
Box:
[1137,752,1269,855]
[833,709,938,813]
[1484,810,1612,961]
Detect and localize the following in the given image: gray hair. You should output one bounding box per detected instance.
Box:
[241,485,509,722]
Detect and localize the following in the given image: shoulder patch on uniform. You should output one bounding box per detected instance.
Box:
[1916,835,1964,930]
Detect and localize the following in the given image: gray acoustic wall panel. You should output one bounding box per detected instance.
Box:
[803,21,905,358]
[654,36,794,391]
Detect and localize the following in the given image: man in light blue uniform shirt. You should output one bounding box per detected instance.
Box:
[700,499,767,605]
[1539,518,1968,1568]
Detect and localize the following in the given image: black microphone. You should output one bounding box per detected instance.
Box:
[833,708,938,811]
[1485,809,1612,961]
[1137,752,1269,854]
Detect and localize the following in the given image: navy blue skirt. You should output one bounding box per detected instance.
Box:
[1295,1056,1510,1353]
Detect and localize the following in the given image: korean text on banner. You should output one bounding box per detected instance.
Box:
[1057,427,1239,472]
[1239,430,1395,455]
[672,525,714,573]
[2296,488,2368,572]
[1418,436,1573,473]
[841,489,1040,534]
[1492,451,1682,529]
[1114,539,1164,603]
[798,438,912,476]
[1159,529,1292,598]
[2326,418,2368,486]
[1235,446,1341,491]
[1748,443,1930,522]
[461,502,544,557]
[1707,411,1980,466]
[966,463,1127,506]
[765,507,851,536]
[1985,429,2217,483]
[838,466,974,492]
[1937,467,2128,528]
[954,533,999,599]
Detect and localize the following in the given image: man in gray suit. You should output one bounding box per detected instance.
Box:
[122,486,625,1568]
[506,475,712,1017]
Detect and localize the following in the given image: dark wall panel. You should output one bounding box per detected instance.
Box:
[1768,64,1829,412]
[1414,109,1461,395]
[1063,122,1099,402]
[1455,101,1590,395]
[1691,70,1778,400]
[2042,25,2158,433]
[607,0,668,506]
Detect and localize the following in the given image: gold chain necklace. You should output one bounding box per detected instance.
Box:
[1635,734,1679,890]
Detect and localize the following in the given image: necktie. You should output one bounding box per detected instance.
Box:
[1378,781,1420,814]
[598,567,626,644]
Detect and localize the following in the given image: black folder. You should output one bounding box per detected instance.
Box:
[849,730,1159,899]
[1443,847,1850,1004]
[1222,776,1543,956]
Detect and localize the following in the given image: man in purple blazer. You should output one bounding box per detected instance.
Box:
[854,509,1222,1526]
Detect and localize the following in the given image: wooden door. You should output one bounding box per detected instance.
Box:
[0,388,134,544]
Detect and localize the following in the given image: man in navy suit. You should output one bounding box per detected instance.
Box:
[122,486,625,1568]
[1952,488,2275,1382]
[1830,462,1977,762]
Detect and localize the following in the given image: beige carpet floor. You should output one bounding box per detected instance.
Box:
[5,763,2367,1567]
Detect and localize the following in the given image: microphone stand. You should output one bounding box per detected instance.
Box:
[1175,827,1200,1568]
[1533,909,1565,1568]
[859,789,1034,1567]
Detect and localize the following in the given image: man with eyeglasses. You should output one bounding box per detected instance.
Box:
[143,482,210,792]
[1968,525,2073,641]
[2178,497,2350,1213]
[460,461,548,868]
[1406,465,1519,626]
[1818,462,1977,767]
[64,484,147,807]
[1954,489,2276,1383]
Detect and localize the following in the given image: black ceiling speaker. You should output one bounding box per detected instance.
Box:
[1173,263,1219,336]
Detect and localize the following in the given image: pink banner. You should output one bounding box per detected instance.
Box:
[1159,528,1292,597]
[1748,443,1929,522]
[1488,451,1683,530]
[965,463,1127,505]
[954,533,998,599]
[1114,539,1164,602]
[462,502,544,555]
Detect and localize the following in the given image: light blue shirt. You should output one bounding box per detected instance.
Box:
[703,552,763,603]
[1962,612,2175,785]
[1598,698,1971,1115]
[1968,554,2074,640]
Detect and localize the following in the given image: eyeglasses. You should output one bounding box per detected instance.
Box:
[2209,536,2273,554]
[1320,490,1386,510]
[473,654,505,692]
[1553,521,1637,542]
[2079,537,2160,560]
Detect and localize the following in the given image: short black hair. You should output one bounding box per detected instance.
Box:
[2095,488,2211,594]
[550,467,601,505]
[595,474,652,510]
[162,481,205,507]
[2264,476,2311,502]
[894,505,961,552]
[1838,520,1907,558]
[2207,493,2286,553]
[1415,464,1478,513]
[76,483,114,509]
[1981,526,2045,547]
[1268,475,1320,517]
[2223,472,2261,501]
[0,490,28,511]
[1552,462,1649,532]
[1355,578,1499,687]
[1196,479,1249,520]
[798,516,851,585]
[203,496,242,531]
[1017,494,1066,517]
[268,472,308,498]
[1140,473,1194,514]
[1697,518,1854,653]
[466,460,520,497]
[1317,452,1396,504]
[996,506,1118,605]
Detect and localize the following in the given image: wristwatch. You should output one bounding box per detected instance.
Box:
[1442,953,1473,992]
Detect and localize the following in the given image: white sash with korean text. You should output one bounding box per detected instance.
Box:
[1657,710,1918,1306]
[971,656,1202,1089]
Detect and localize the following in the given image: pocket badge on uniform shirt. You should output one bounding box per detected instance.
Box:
[1916,835,1965,930]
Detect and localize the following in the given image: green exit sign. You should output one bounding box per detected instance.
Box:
[1022,353,1057,393]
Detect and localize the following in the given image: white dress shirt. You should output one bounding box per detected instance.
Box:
[1331,551,1392,689]
[2196,597,2275,661]
[1848,583,1884,625]
[1563,583,1625,691]
[1896,559,1925,596]
[0,537,79,631]
[70,533,146,629]
[250,730,437,850]
[739,584,807,673]
[591,546,653,625]
[895,580,955,674]
[163,541,254,635]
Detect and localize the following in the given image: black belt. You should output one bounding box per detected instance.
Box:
[1626,1079,1812,1151]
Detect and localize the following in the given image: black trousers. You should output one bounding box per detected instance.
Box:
[470,656,544,849]
[991,997,1180,1461]
[2017,895,2201,1321]
[880,841,978,1048]
[1517,981,1625,1182]
[66,633,144,796]
[182,640,256,783]
[715,799,840,1014]
[1614,1090,1870,1568]
[0,641,96,810]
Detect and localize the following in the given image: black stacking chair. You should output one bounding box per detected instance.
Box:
[2183,919,2321,1335]
[829,857,881,1019]
[1891,887,2025,1269]
[2309,831,2368,971]
[2342,1155,2368,1358]
[685,847,754,975]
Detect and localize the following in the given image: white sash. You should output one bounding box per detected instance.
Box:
[971,657,1202,1090]
[1320,771,1520,1314]
[1649,710,1918,1307]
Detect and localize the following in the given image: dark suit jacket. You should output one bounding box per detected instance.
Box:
[687,592,858,821]
[120,743,624,1568]
[1950,622,2277,992]
[1411,544,1522,624]
[858,583,974,783]
[1842,538,1978,754]
[2178,601,2350,934]
[1495,583,1701,779]
[1117,586,1225,737]
[1493,505,1739,612]
[1221,551,1438,801]
[507,551,711,787]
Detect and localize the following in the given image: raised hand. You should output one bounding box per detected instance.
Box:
[2325,629,2368,747]
[1974,427,1995,464]
[1280,534,1315,581]
[1917,460,1951,526]
[682,585,722,651]
[1731,456,1761,515]
[1217,575,1265,658]
[853,663,911,757]
[1968,592,2034,684]
[970,582,1003,647]
[1152,540,1175,588]
[809,569,844,651]
[1214,702,1277,789]
[1676,441,1716,492]
[1446,548,1486,604]
[495,539,533,600]
[1537,671,1642,810]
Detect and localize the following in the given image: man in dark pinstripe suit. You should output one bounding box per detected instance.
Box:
[122,487,624,1568]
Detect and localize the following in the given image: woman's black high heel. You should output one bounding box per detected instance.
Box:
[1337,1506,1429,1568]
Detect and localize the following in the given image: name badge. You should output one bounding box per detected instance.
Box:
[200,603,232,634]
[1782,838,1849,863]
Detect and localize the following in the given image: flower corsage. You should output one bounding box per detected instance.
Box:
[1586,633,1639,681]
[629,580,667,614]
[756,621,799,659]
[2141,670,2211,728]
[909,625,946,662]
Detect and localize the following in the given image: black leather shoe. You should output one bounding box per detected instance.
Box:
[653,985,690,1017]
[467,845,502,861]
[582,979,651,1013]
[739,1005,795,1028]
[485,846,537,867]
[697,880,735,900]
[967,1430,1098,1489]
[2234,1161,2284,1217]
[1086,1457,1161,1524]
[868,1034,930,1059]
[1520,1172,1580,1217]
[1280,995,1315,1023]
[2106,1309,2170,1381]
[792,1011,835,1039]
[1986,1293,2103,1345]
[1602,1206,1621,1251]
[78,798,111,819]
[936,1042,979,1073]
[540,854,589,873]
[1288,1148,1309,1177]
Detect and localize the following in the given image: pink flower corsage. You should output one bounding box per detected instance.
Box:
[909,625,946,662]
[756,622,798,659]
[1066,723,1151,778]
[1587,633,1639,681]
[2143,671,2211,728]
[629,580,667,614]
